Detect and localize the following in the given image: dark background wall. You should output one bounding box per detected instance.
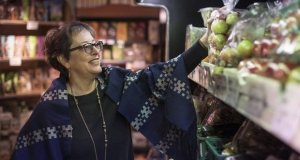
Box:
[136,0,268,59]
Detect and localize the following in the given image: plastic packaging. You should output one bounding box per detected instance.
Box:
[185,24,207,50]
[204,1,245,65]
[215,4,272,68]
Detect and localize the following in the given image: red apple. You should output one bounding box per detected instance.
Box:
[253,39,262,57]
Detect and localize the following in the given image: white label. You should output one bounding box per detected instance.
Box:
[245,82,266,118]
[272,83,300,142]
[226,76,239,107]
[26,21,39,30]
[9,57,22,66]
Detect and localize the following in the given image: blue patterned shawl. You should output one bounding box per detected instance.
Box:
[11,55,197,160]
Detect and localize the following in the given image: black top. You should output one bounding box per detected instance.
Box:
[66,41,207,160]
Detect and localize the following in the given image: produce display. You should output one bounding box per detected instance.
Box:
[200,0,300,87]
[191,0,300,159]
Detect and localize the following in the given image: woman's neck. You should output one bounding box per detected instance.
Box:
[67,77,97,96]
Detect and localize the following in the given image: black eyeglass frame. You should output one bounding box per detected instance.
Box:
[69,41,104,54]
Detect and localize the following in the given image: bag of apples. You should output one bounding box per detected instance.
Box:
[205,1,242,65]
[215,3,272,68]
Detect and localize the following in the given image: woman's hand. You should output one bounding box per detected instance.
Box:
[199,17,214,49]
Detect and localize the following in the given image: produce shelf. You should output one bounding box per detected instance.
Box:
[189,62,300,154]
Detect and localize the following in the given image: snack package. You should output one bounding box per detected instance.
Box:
[200,98,244,126]
[222,120,283,157]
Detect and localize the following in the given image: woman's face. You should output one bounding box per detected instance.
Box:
[67,29,102,79]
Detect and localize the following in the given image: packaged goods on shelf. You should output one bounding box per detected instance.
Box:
[117,22,128,42]
[148,20,160,45]
[185,25,207,50]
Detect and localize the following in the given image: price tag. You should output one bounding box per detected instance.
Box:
[211,74,226,100]
[197,65,204,86]
[245,82,266,118]
[203,66,212,89]
[272,83,300,142]
[226,76,239,107]
[9,57,22,66]
[236,93,249,110]
[26,21,39,30]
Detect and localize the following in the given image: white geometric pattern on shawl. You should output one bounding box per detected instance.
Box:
[40,89,68,102]
[155,126,183,153]
[14,125,72,149]
[123,70,141,93]
[104,66,113,82]
[125,55,190,154]
[131,95,159,130]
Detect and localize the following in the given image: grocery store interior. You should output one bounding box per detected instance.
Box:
[1,0,300,159]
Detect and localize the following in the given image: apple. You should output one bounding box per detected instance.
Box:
[212,34,227,50]
[208,32,215,44]
[273,63,297,83]
[219,47,238,67]
[237,59,264,74]
[253,39,262,57]
[212,66,224,74]
[226,12,239,26]
[285,16,298,30]
[211,19,229,34]
[226,28,233,38]
[208,47,220,57]
[237,39,254,58]
[287,66,300,84]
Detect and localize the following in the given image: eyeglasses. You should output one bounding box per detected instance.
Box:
[69,41,103,54]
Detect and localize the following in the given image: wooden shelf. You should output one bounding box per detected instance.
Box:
[76,4,160,19]
[0,90,44,100]
[0,57,48,71]
[0,20,64,26]
[0,20,63,35]
[0,57,46,63]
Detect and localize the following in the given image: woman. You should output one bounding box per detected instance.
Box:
[10,19,210,160]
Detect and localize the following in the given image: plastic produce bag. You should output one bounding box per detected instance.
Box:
[215,4,272,68]
[223,0,240,12]
[203,1,245,65]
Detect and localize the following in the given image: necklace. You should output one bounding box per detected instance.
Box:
[69,80,107,160]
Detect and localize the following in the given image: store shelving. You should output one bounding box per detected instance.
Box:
[189,62,300,154]
[76,4,160,19]
[0,57,48,71]
[0,90,44,100]
[0,20,64,26]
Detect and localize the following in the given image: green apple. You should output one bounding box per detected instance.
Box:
[208,33,215,44]
[237,40,254,58]
[213,66,224,75]
[212,34,227,50]
[211,19,229,34]
[287,67,300,84]
[219,47,238,67]
[226,13,239,26]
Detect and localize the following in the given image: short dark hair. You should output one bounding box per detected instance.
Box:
[44,21,95,76]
